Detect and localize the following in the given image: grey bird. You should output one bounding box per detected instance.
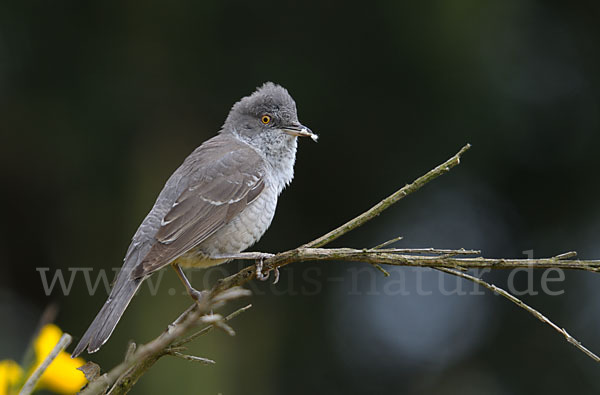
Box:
[72,82,317,357]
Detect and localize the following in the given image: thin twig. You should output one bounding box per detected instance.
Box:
[436,267,600,362]
[168,352,215,365]
[172,304,253,348]
[372,236,404,250]
[554,251,578,260]
[303,144,472,248]
[20,333,72,395]
[370,263,391,277]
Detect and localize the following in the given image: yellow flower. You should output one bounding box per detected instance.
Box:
[0,324,87,394]
[0,360,22,395]
[32,324,87,394]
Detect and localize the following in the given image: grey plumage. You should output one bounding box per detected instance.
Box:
[72,82,315,357]
[136,136,266,278]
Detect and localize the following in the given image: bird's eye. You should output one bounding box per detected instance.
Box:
[261,115,271,124]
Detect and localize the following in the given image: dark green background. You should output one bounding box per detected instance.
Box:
[2,1,600,394]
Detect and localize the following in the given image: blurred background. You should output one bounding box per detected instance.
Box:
[1,1,600,394]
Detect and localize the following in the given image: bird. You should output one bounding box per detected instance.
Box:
[71,82,317,357]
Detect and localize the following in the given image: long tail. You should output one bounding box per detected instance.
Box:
[71,271,143,357]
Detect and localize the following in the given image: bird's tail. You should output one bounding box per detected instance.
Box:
[71,270,142,358]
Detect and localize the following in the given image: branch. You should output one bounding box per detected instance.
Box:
[260,247,600,271]
[20,333,72,395]
[81,292,252,395]
[77,143,600,394]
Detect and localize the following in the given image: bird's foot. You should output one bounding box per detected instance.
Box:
[189,288,209,304]
[255,259,280,284]
[255,259,268,281]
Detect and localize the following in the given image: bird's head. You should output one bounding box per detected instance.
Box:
[223,82,317,148]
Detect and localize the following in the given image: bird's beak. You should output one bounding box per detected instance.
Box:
[281,124,319,142]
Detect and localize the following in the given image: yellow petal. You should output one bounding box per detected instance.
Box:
[0,360,23,395]
[31,324,87,394]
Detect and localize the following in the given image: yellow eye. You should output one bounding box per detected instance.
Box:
[261,115,271,124]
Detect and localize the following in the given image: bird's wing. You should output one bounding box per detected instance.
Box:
[132,137,266,278]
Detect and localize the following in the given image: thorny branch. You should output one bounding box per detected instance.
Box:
[77,143,600,394]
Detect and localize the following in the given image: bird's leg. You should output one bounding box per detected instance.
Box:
[172,264,206,304]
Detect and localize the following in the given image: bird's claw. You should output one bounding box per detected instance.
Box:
[255,259,269,281]
[255,259,280,284]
